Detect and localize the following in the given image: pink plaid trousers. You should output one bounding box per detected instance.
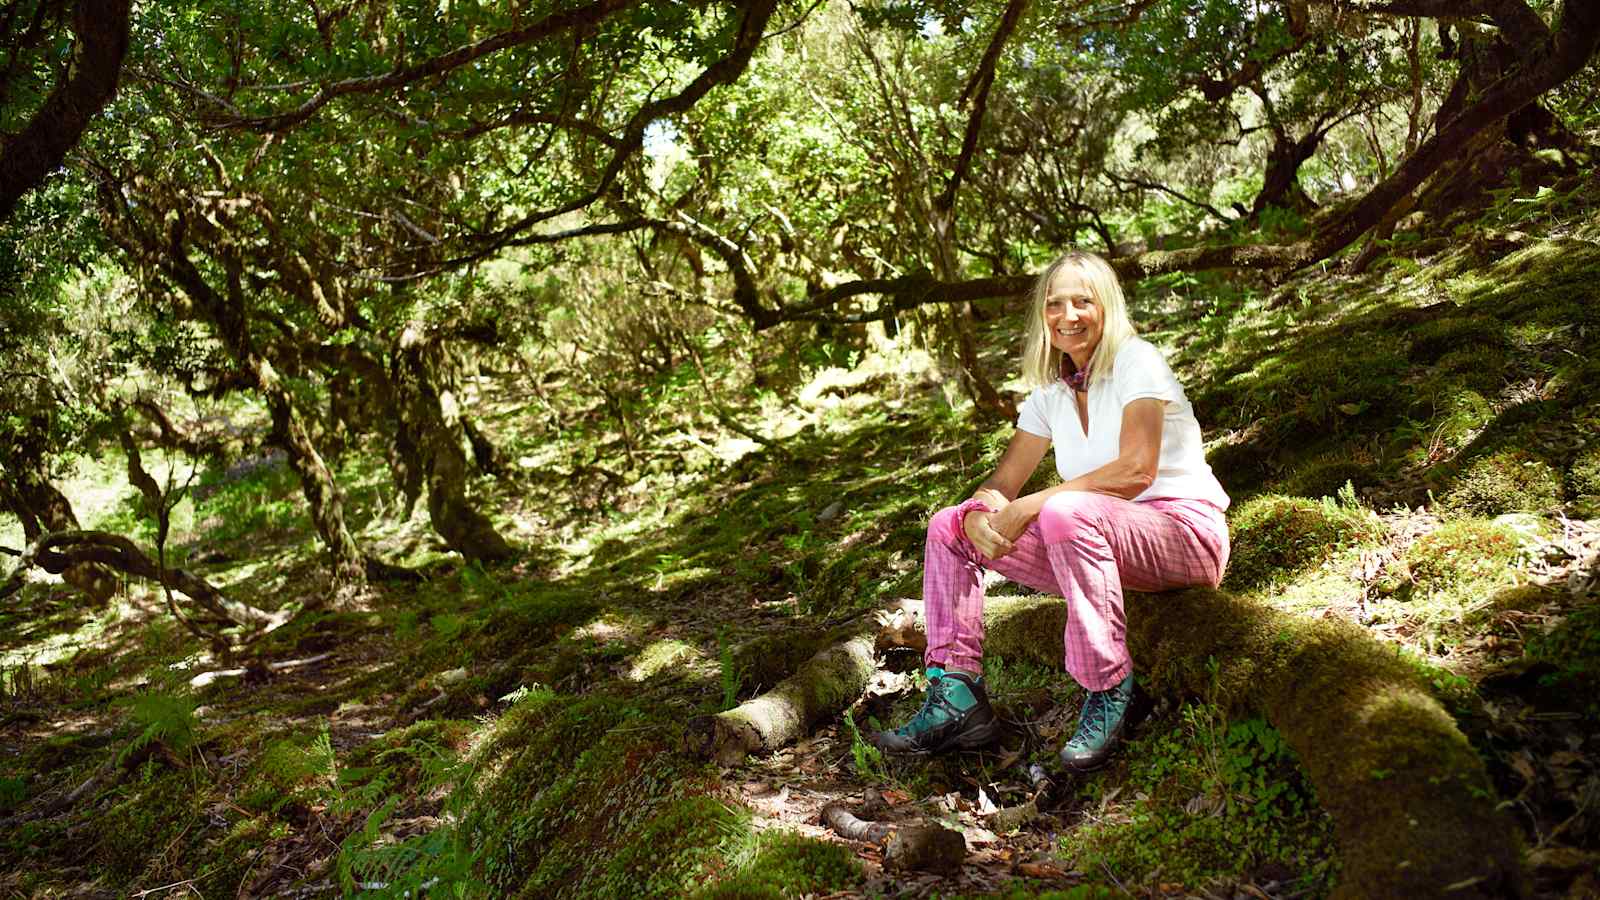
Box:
[923,492,1229,691]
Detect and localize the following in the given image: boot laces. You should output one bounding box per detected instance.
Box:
[897,677,952,736]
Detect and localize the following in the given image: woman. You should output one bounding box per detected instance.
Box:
[873,250,1230,770]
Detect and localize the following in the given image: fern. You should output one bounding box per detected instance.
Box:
[118,691,197,765]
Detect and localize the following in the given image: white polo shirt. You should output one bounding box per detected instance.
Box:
[1016,337,1229,510]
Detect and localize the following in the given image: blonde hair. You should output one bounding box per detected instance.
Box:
[1020,250,1136,390]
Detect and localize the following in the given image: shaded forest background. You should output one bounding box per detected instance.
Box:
[2,1,1598,897]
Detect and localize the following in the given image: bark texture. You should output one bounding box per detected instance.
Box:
[685,630,877,766]
[392,327,515,562]
[0,0,132,220]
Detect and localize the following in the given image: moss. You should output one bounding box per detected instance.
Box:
[197,815,278,897]
[1407,316,1505,365]
[627,638,702,681]
[1405,520,1524,592]
[1567,443,1600,516]
[1224,495,1384,591]
[695,830,862,898]
[1437,449,1562,516]
[237,731,335,816]
[90,764,205,881]
[1066,710,1336,893]
[1281,456,1376,500]
[459,691,767,897]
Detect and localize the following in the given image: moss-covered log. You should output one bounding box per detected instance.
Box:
[880,592,1526,899]
[685,631,876,766]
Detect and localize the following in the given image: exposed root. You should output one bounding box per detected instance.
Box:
[820,802,890,843]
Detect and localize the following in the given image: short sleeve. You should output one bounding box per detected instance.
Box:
[1115,340,1182,406]
[1016,388,1052,438]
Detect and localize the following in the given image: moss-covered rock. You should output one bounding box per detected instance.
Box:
[1224,495,1384,591]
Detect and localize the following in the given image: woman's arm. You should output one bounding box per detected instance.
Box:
[989,398,1165,541]
[962,430,1051,559]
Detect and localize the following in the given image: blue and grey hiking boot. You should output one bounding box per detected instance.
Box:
[872,669,998,754]
[1059,672,1136,771]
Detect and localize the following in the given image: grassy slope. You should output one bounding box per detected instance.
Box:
[2,170,1599,898]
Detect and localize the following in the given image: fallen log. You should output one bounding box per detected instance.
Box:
[878,591,1526,900]
[685,630,876,766]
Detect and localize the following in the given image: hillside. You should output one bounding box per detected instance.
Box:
[3,172,1599,898]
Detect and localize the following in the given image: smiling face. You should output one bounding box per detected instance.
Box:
[1043,266,1103,369]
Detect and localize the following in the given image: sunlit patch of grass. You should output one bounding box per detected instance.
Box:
[628,638,704,682]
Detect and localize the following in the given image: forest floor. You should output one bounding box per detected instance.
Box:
[3,170,1600,898]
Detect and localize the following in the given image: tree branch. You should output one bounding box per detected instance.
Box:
[1103,171,1232,223]
[0,0,131,219]
[214,0,643,132]
[935,0,1031,218]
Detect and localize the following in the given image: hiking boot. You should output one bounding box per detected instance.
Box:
[1059,672,1135,771]
[872,670,998,754]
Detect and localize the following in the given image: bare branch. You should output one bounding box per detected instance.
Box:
[1102,171,1233,223]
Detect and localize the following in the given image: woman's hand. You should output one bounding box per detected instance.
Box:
[989,493,1040,543]
[962,508,1014,560]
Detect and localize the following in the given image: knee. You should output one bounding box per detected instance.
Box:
[928,505,965,546]
[1038,492,1116,544]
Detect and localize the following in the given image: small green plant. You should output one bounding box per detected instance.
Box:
[841,708,889,782]
[716,627,742,712]
[118,691,198,765]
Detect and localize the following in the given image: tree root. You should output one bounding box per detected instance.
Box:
[820,803,890,844]
[820,801,966,873]
[1,530,280,633]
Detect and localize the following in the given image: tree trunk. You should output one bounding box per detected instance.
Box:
[393,328,515,563]
[265,388,367,593]
[1251,131,1321,221]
